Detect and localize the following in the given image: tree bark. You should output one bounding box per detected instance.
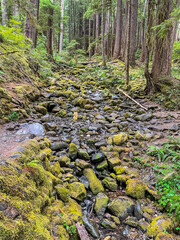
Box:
[69,0,72,43]
[104,9,110,56]
[129,0,138,66]
[47,4,54,58]
[59,0,65,52]
[151,0,173,85]
[113,0,123,58]
[95,12,100,54]
[89,18,91,60]
[102,0,106,66]
[125,0,131,85]
[1,0,8,26]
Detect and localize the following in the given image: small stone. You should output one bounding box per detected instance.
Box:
[125,216,138,227]
[92,152,105,162]
[126,179,146,199]
[51,141,69,151]
[69,182,87,201]
[155,232,175,240]
[59,155,71,167]
[116,174,130,184]
[69,143,78,160]
[96,160,108,170]
[75,159,91,169]
[113,132,128,146]
[55,185,69,202]
[35,105,47,115]
[138,219,149,232]
[102,177,118,191]
[44,122,57,132]
[101,219,117,229]
[82,215,100,238]
[94,193,109,217]
[78,149,90,160]
[113,166,126,175]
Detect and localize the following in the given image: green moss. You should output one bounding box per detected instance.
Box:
[113,166,126,175]
[126,179,146,199]
[55,185,70,202]
[94,193,109,216]
[113,133,128,146]
[147,216,173,238]
[69,182,86,201]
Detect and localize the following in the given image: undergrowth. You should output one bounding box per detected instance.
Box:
[148,136,180,222]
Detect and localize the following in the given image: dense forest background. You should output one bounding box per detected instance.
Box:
[0,0,180,104]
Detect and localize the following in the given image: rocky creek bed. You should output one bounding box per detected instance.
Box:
[0,73,180,240]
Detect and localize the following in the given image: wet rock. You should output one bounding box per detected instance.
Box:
[35,105,47,115]
[92,153,105,163]
[147,216,173,238]
[69,182,86,201]
[135,113,153,121]
[96,160,108,170]
[102,177,118,191]
[155,232,175,240]
[16,123,45,136]
[134,201,143,220]
[101,219,117,229]
[95,141,107,148]
[126,179,146,199]
[69,143,78,160]
[55,185,69,202]
[59,155,71,167]
[51,142,69,151]
[75,159,91,169]
[112,133,128,146]
[82,215,100,238]
[83,168,104,194]
[41,114,51,122]
[108,196,135,220]
[124,216,138,227]
[138,219,149,232]
[44,122,57,132]
[79,176,89,189]
[94,193,109,217]
[78,149,90,160]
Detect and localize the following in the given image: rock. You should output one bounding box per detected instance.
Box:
[82,215,100,238]
[73,97,86,108]
[135,113,153,121]
[69,182,87,201]
[79,176,89,189]
[116,174,130,184]
[113,166,126,175]
[155,232,175,240]
[69,143,78,160]
[134,201,143,220]
[35,105,47,115]
[92,153,105,163]
[102,177,118,191]
[126,179,146,199]
[96,160,108,170]
[101,219,117,229]
[138,219,149,232]
[44,122,57,132]
[108,196,135,220]
[107,157,121,168]
[135,131,146,140]
[83,168,104,194]
[94,193,109,217]
[113,133,128,146]
[55,185,69,202]
[51,162,61,176]
[78,149,90,160]
[124,216,138,227]
[51,142,69,151]
[147,216,173,238]
[16,123,45,136]
[59,155,71,167]
[41,114,51,122]
[75,159,91,169]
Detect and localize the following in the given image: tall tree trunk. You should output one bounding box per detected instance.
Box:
[25,0,39,48]
[95,12,100,54]
[47,4,54,58]
[102,0,106,66]
[125,0,131,85]
[89,18,91,60]
[59,0,65,52]
[13,2,19,18]
[129,0,138,66]
[111,11,116,57]
[113,0,122,58]
[69,0,72,43]
[122,1,128,59]
[104,9,110,56]
[1,0,8,26]
[144,0,154,93]
[151,0,173,85]
[140,0,148,62]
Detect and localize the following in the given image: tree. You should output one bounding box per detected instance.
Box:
[113,0,123,58]
[125,0,131,85]
[1,0,8,26]
[102,0,106,66]
[59,0,65,52]
[151,0,174,87]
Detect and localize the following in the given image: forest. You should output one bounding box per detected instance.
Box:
[0,0,180,240]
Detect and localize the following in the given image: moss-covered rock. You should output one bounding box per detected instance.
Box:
[83,168,104,194]
[35,105,47,115]
[135,131,146,140]
[59,155,71,167]
[155,232,175,240]
[147,216,173,238]
[113,166,126,175]
[126,179,146,199]
[116,174,130,184]
[69,143,78,160]
[94,193,109,216]
[112,133,128,146]
[69,182,86,201]
[56,185,70,202]
[78,149,90,160]
[102,177,118,191]
[108,196,135,220]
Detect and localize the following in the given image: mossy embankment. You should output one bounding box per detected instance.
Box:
[0,138,82,240]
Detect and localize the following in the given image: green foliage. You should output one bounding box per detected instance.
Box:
[172,41,180,64]
[7,112,19,121]
[148,136,180,221]
[24,160,40,168]
[63,220,77,236]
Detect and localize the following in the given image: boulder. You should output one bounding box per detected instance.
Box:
[102,177,118,191]
[69,182,86,201]
[94,193,109,217]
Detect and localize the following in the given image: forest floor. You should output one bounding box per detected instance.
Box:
[0,65,180,240]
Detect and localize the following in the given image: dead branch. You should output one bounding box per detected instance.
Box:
[76,222,91,240]
[117,88,148,111]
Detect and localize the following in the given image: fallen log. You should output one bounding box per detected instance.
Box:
[76,222,91,240]
[117,88,148,111]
